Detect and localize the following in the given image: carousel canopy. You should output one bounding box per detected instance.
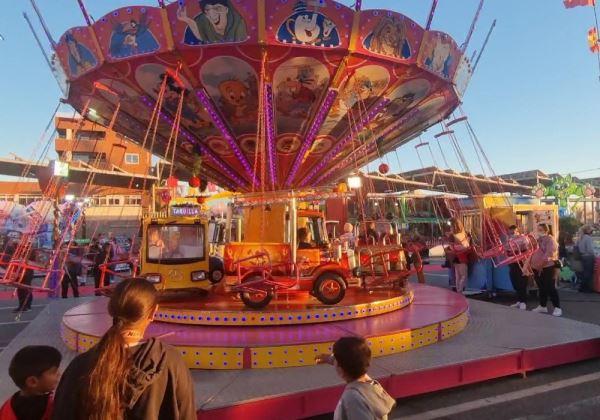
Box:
[56,0,472,192]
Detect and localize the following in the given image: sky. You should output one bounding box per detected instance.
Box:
[0,0,599,180]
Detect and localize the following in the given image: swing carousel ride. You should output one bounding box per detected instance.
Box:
[7,0,526,371]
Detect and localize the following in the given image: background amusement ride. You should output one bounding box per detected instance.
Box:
[0,0,544,371]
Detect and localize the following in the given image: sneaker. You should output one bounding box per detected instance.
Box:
[531,305,548,314]
[510,302,522,308]
[552,308,563,317]
[518,302,526,310]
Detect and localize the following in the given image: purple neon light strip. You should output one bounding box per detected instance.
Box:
[264,83,277,188]
[300,97,390,187]
[284,89,338,187]
[313,106,421,186]
[140,96,246,189]
[195,89,258,187]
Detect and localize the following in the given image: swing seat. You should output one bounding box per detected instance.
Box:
[494,234,538,267]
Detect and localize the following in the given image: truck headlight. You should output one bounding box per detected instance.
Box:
[191,271,207,282]
[145,273,162,284]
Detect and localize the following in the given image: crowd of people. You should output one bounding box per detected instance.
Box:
[1,231,140,311]
[442,218,571,316]
[1,278,396,420]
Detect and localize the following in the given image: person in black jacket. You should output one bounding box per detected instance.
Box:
[61,250,81,299]
[52,278,195,420]
[92,242,111,295]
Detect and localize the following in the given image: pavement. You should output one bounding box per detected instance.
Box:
[308,261,600,420]
[2,266,600,419]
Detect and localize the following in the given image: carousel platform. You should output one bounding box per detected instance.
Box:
[60,285,468,369]
[1,286,600,420]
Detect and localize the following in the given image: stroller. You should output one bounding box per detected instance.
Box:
[562,245,583,288]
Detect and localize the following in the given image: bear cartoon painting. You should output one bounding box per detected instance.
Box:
[364,16,411,60]
[200,56,259,133]
[218,79,256,124]
[277,0,340,47]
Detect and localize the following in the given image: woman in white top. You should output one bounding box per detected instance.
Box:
[449,217,470,293]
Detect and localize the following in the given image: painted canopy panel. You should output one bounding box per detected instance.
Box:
[56,0,468,192]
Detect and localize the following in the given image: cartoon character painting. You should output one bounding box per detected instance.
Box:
[277,1,340,47]
[109,13,160,58]
[278,78,316,118]
[200,57,258,133]
[319,65,388,138]
[366,78,431,135]
[276,64,324,119]
[136,63,214,134]
[177,0,248,45]
[386,79,430,119]
[309,137,332,154]
[64,33,97,77]
[218,79,254,123]
[364,16,411,59]
[158,73,211,130]
[276,136,301,154]
[422,36,453,79]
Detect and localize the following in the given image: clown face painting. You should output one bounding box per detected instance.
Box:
[277,0,340,47]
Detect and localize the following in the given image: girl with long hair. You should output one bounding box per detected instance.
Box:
[52,278,195,419]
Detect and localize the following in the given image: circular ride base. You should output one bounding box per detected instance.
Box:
[61,284,468,370]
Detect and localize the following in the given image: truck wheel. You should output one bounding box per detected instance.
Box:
[314,273,346,305]
[240,275,273,309]
[209,268,224,284]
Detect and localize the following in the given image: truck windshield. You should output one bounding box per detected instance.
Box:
[305,217,327,246]
[146,224,204,264]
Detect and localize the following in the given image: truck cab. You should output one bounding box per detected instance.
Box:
[140,215,212,292]
[222,193,352,308]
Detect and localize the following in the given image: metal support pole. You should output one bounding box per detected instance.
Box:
[76,0,93,26]
[29,0,56,48]
[23,13,53,71]
[462,0,485,53]
[291,197,297,268]
[473,19,496,73]
[426,0,439,30]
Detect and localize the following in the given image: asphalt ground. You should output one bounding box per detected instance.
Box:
[2,267,600,419]
[307,264,600,420]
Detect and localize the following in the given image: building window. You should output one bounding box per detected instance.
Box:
[108,197,121,206]
[124,196,141,206]
[72,153,92,163]
[125,153,140,165]
[56,128,67,138]
[76,131,105,141]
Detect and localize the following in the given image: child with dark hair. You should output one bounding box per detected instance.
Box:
[0,345,62,420]
[317,336,395,420]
